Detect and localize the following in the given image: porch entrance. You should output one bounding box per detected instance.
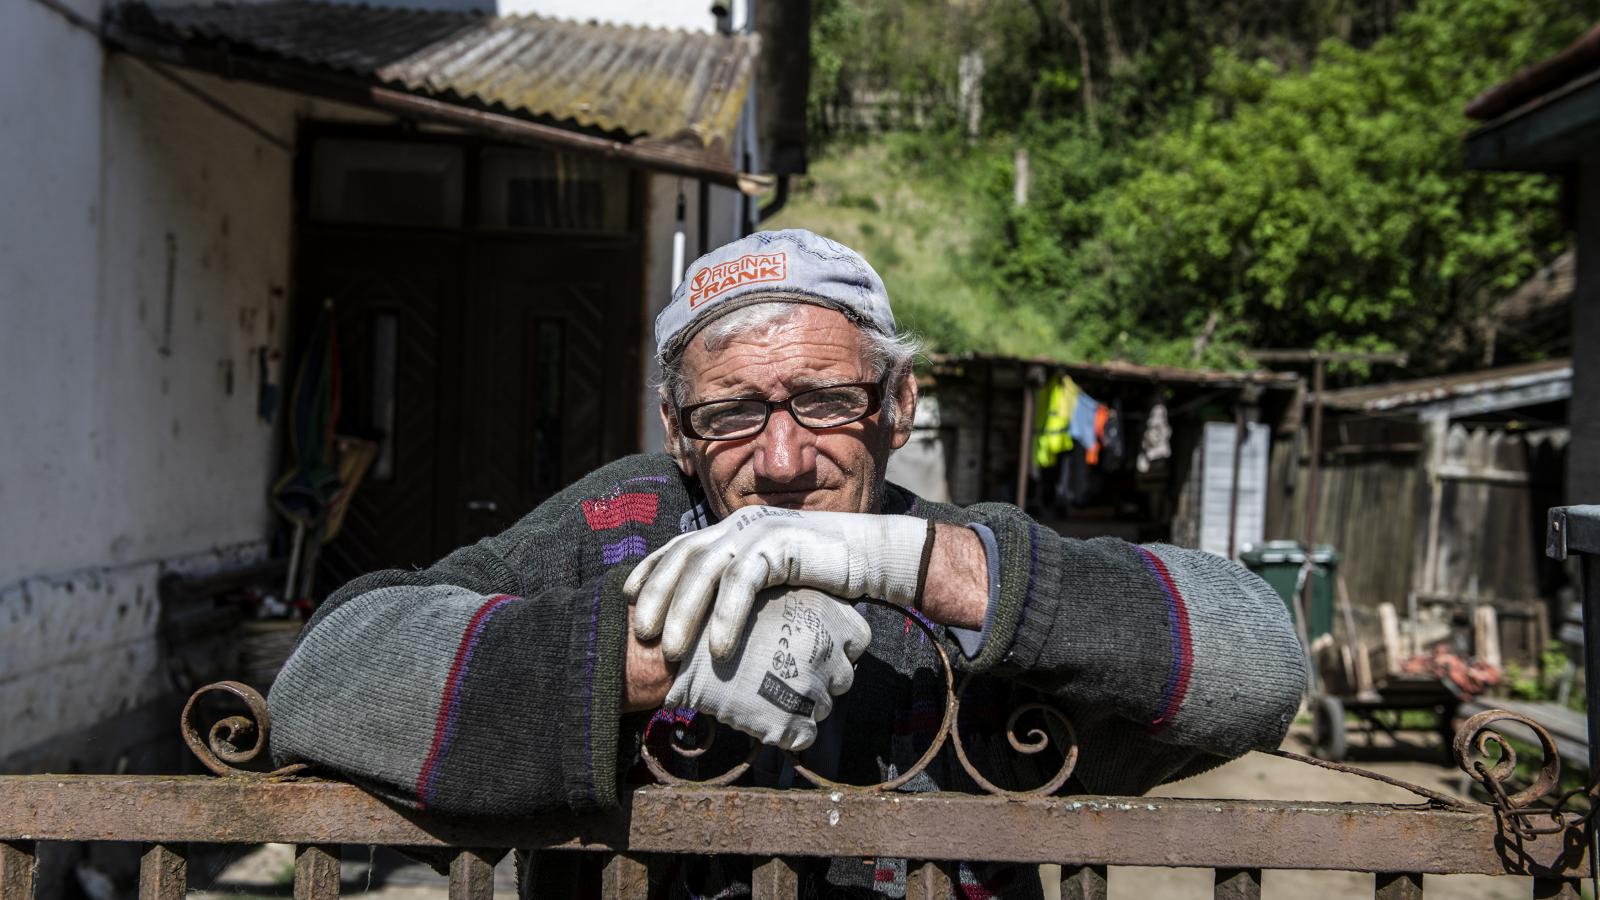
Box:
[294,127,644,589]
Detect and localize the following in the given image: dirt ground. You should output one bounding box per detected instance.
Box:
[188,724,1542,900]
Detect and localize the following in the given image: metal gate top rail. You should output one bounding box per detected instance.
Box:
[0,773,1589,877]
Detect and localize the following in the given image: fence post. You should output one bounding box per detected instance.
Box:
[1,842,34,900]
[600,853,649,900]
[1214,867,1261,900]
[449,848,499,900]
[1062,864,1107,900]
[753,857,798,899]
[294,844,340,900]
[1374,872,1422,899]
[908,861,952,900]
[139,844,187,900]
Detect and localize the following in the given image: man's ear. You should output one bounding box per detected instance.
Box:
[889,370,918,450]
[660,398,696,477]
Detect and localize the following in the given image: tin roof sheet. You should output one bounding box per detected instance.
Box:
[114,1,757,150]
[930,353,1301,390]
[1322,358,1572,412]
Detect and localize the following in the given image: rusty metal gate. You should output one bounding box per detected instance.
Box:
[4,507,1600,900]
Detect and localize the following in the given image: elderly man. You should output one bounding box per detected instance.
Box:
[268,229,1305,898]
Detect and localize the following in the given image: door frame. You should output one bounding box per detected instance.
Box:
[284,120,648,576]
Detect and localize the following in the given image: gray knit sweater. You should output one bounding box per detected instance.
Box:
[268,453,1306,897]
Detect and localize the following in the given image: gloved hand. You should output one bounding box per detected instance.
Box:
[665,587,873,751]
[627,506,930,660]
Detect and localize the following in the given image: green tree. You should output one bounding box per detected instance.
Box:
[975,0,1590,371]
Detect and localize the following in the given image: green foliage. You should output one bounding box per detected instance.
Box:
[802,0,1594,372]
[964,0,1588,369]
[1506,648,1583,711]
[765,141,1068,359]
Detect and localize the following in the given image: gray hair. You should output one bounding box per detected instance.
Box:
[657,301,922,444]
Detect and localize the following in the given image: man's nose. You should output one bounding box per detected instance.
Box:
[753,408,816,482]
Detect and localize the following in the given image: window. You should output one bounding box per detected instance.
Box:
[310,140,464,227]
[479,148,629,233]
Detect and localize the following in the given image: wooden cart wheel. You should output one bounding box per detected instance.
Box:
[1311,694,1347,762]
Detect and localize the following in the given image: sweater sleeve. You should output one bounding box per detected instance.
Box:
[953,504,1307,760]
[266,456,688,817]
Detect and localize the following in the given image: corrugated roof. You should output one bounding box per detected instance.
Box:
[930,353,1301,389]
[111,1,757,153]
[1322,359,1571,412]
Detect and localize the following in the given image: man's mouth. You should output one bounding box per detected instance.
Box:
[747,488,822,508]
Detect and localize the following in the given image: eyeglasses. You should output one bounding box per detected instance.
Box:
[677,379,886,441]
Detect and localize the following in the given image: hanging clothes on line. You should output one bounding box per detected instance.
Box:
[1137,401,1172,473]
[1086,404,1111,465]
[1032,374,1079,468]
[1069,392,1100,462]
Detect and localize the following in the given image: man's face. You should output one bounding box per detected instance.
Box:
[662,304,914,519]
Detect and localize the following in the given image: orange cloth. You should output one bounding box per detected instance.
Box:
[1086,405,1111,465]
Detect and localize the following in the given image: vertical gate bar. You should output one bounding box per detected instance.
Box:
[294,844,340,900]
[1547,507,1600,896]
[139,844,187,900]
[600,853,649,900]
[1,842,35,900]
[448,849,498,900]
[909,861,951,900]
[1374,872,1423,899]
[1533,877,1582,899]
[1214,867,1261,900]
[1583,551,1600,897]
[751,857,797,900]
[1061,864,1107,900]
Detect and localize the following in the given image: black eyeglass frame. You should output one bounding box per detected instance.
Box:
[675,377,888,441]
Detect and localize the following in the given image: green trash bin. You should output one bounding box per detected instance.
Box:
[1239,541,1338,643]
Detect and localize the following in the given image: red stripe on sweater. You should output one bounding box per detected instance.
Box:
[1143,550,1194,730]
[415,594,515,807]
[581,493,659,530]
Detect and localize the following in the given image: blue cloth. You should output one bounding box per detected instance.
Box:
[1069,394,1101,449]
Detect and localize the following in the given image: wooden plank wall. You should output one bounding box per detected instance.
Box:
[1266,443,1422,612]
[1268,423,1564,664]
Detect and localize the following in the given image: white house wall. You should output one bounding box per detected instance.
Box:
[1,0,307,766]
[3,0,756,769]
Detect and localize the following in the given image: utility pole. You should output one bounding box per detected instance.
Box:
[1242,350,1407,676]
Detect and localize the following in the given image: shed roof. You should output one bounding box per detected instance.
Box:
[107,1,759,183]
[929,353,1300,390]
[1463,22,1600,170]
[1322,358,1571,415]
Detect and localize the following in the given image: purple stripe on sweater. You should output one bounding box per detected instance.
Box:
[417,594,516,806]
[1133,546,1186,728]
[602,534,648,565]
[620,474,671,485]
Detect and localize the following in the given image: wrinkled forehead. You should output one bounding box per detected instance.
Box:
[682,304,874,399]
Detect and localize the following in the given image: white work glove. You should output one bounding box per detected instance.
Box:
[627,506,930,660]
[665,587,872,751]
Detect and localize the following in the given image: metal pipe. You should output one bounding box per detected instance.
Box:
[1227,402,1246,559]
[758,175,790,223]
[1545,505,1600,895]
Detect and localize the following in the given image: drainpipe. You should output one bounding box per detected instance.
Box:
[758,176,790,223]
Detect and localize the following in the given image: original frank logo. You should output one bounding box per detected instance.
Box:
[687,252,787,308]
